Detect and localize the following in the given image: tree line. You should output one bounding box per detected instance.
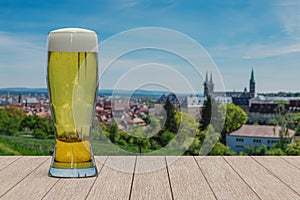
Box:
[0,106,54,139]
[94,97,249,155]
[97,96,300,155]
[1,98,300,156]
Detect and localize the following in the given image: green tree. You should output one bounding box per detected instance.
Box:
[292,112,300,128]
[6,106,26,135]
[20,115,54,138]
[0,108,22,135]
[285,139,300,155]
[185,137,201,155]
[146,114,161,135]
[244,145,268,155]
[199,125,220,156]
[163,99,179,133]
[20,115,36,132]
[107,121,119,143]
[176,112,199,149]
[266,148,286,156]
[131,125,150,154]
[160,131,176,147]
[0,109,10,134]
[274,101,293,148]
[221,103,248,144]
[200,96,213,131]
[209,142,235,156]
[98,123,109,141]
[5,105,26,121]
[200,96,225,133]
[7,116,21,135]
[295,125,300,136]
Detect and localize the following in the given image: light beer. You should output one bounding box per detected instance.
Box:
[48,28,98,177]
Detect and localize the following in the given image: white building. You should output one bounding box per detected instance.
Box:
[214,96,233,104]
[186,96,232,108]
[182,96,206,120]
[226,125,295,153]
[186,96,206,108]
[183,95,233,121]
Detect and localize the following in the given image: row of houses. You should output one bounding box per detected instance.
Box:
[154,92,298,153]
[182,95,300,121]
[95,97,150,131]
[0,94,51,118]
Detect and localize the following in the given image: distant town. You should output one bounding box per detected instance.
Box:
[0,69,300,154]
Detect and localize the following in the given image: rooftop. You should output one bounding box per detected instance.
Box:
[229,125,295,138]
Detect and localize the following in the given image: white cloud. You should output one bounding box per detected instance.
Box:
[272,0,300,40]
[209,42,300,60]
[0,32,46,88]
[243,43,300,59]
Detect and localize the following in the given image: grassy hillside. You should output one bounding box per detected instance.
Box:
[0,135,54,155]
[0,134,185,156]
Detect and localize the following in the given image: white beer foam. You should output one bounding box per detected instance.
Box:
[48,28,98,52]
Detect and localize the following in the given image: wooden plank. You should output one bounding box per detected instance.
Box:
[42,156,107,200]
[1,157,59,200]
[224,156,300,199]
[0,156,49,197]
[130,156,172,200]
[195,156,259,200]
[95,156,108,166]
[281,156,300,170]
[86,156,136,200]
[0,156,21,171]
[253,156,300,195]
[166,156,216,199]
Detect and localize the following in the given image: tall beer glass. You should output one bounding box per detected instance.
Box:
[47,28,98,177]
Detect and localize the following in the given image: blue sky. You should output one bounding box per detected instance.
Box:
[0,0,300,93]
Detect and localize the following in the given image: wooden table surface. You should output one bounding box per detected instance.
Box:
[0,156,299,200]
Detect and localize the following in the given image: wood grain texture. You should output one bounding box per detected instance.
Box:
[1,157,58,200]
[166,156,216,200]
[130,156,172,200]
[0,156,21,171]
[224,156,300,200]
[42,156,107,200]
[253,156,300,195]
[86,156,136,200]
[0,156,48,198]
[0,156,300,200]
[281,156,300,170]
[195,156,259,200]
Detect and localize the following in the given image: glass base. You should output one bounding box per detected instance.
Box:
[48,160,98,178]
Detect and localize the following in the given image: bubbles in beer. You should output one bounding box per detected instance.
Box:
[48,51,97,163]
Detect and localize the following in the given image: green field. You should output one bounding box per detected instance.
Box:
[0,134,186,156]
[0,142,21,155]
[0,135,54,156]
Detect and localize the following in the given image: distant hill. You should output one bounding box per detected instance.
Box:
[0,88,48,95]
[98,89,170,98]
[0,88,201,97]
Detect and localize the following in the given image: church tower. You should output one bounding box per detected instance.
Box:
[203,72,214,97]
[209,72,214,94]
[203,71,209,97]
[249,69,255,97]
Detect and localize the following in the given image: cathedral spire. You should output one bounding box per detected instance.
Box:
[249,68,255,97]
[203,71,209,97]
[205,71,208,83]
[250,68,255,83]
[209,72,214,94]
[204,71,215,97]
[210,72,213,84]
